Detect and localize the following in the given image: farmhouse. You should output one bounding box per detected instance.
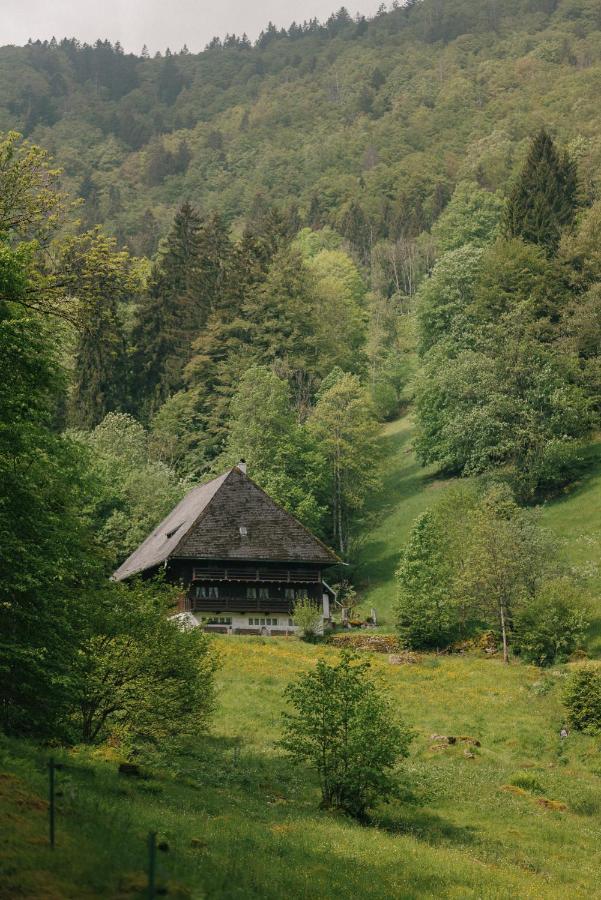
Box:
[113,463,340,634]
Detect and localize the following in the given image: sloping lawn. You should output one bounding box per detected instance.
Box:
[3,637,601,899]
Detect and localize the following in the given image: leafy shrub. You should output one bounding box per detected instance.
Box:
[73,579,219,748]
[279,652,412,820]
[514,580,589,666]
[292,597,322,639]
[563,666,601,733]
[370,379,399,420]
[529,676,556,696]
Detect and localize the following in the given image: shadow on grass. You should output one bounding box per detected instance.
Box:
[376,806,478,849]
[4,733,494,899]
[539,439,601,510]
[365,425,427,514]
[354,542,404,588]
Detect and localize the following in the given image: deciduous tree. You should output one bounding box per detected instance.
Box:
[308,372,379,555]
[279,653,411,819]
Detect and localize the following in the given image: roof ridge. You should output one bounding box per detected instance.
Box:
[112,468,231,581]
[113,464,340,581]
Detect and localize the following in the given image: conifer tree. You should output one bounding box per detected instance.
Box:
[132,204,237,417]
[503,129,579,252]
[196,211,235,316]
[60,229,135,428]
[243,245,319,412]
[157,53,184,104]
[132,202,203,415]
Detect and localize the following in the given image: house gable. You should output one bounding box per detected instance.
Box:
[172,467,337,564]
[113,466,338,581]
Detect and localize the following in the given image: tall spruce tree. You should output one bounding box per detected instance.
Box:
[196,211,235,316]
[132,203,237,418]
[132,202,203,415]
[60,229,135,428]
[503,129,579,253]
[243,245,320,412]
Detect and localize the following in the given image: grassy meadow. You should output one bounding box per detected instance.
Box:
[2,638,601,898]
[3,412,601,899]
[356,416,601,630]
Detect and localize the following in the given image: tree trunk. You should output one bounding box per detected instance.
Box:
[499,603,509,664]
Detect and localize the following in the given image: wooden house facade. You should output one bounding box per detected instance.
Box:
[113,464,339,635]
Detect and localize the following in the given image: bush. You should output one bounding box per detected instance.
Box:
[279,652,412,820]
[563,666,601,733]
[73,579,219,748]
[513,580,589,666]
[293,597,323,639]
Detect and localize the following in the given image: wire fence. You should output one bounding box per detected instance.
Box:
[47,757,164,899]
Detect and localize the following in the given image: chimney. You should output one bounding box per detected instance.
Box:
[238,459,247,474]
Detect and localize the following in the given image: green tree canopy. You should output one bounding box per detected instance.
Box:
[279,652,412,820]
[503,129,579,253]
[308,372,379,555]
[431,181,504,253]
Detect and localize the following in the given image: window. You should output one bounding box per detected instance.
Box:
[284,588,295,601]
[246,587,257,600]
[259,587,269,601]
[195,585,219,599]
[248,617,278,627]
[239,526,248,536]
[288,618,294,627]
[206,616,231,625]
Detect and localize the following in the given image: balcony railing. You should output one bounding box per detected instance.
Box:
[192,566,321,583]
[186,596,295,613]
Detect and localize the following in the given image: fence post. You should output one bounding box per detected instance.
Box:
[147,831,157,899]
[48,758,55,849]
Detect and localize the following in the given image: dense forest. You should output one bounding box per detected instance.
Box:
[2,0,601,754]
[1,0,600,248]
[3,2,601,896]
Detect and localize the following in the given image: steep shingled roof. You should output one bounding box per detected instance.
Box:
[113,466,339,581]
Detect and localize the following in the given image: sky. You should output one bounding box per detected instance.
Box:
[2,1,386,54]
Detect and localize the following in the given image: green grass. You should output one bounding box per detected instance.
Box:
[356,415,601,630]
[3,413,601,898]
[3,640,601,898]
[355,415,455,622]
[539,440,601,652]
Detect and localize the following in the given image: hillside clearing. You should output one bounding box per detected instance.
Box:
[357,414,601,633]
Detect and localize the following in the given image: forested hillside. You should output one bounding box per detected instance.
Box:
[3,2,601,896]
[3,0,601,249]
[1,0,601,623]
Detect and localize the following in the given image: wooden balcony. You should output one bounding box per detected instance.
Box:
[186,596,295,614]
[192,566,321,583]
